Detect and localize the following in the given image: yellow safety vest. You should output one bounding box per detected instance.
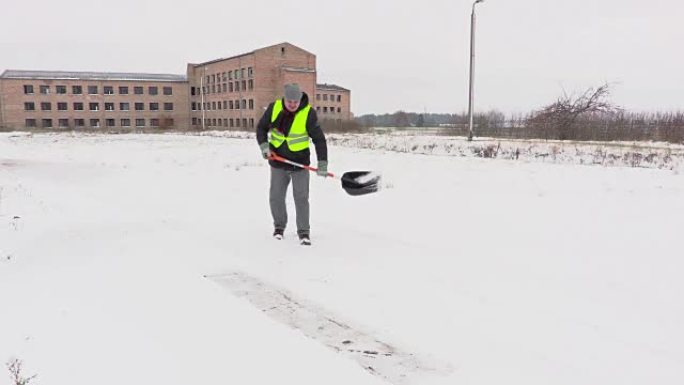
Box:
[269,99,311,152]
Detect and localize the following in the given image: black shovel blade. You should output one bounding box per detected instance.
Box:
[341,171,381,196]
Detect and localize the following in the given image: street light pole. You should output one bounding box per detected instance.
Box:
[467,0,484,141]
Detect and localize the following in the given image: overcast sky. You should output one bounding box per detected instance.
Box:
[1,0,682,116]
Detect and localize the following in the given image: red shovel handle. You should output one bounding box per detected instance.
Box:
[269,153,336,178]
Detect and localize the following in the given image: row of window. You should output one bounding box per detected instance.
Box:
[23,85,174,96]
[25,102,174,111]
[204,67,253,84]
[316,94,342,102]
[191,79,253,96]
[26,118,174,128]
[192,117,255,128]
[317,106,343,114]
[192,99,254,111]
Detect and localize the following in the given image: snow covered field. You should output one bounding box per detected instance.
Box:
[1,132,683,385]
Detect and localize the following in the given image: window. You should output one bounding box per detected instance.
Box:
[337,95,341,102]
[222,72,227,81]
[234,99,240,110]
[88,85,98,94]
[90,119,100,127]
[42,119,53,128]
[218,119,223,126]
[134,86,143,95]
[59,119,69,128]
[164,103,173,111]
[191,87,196,96]
[24,102,35,111]
[249,118,254,128]
[223,118,227,127]
[316,106,320,112]
[135,103,144,111]
[40,85,50,94]
[25,119,37,128]
[104,86,114,95]
[217,101,222,110]
[229,118,234,127]
[149,86,158,95]
[24,85,34,94]
[323,107,328,113]
[119,86,129,94]
[242,118,247,128]
[212,118,216,126]
[248,79,253,90]
[41,102,51,111]
[222,83,227,93]
[56,85,67,94]
[73,102,84,111]
[192,117,198,125]
[191,102,196,111]
[223,101,227,109]
[249,99,254,110]
[235,118,240,127]
[241,68,245,79]
[136,118,145,127]
[106,119,115,127]
[229,100,233,109]
[104,103,114,111]
[241,80,246,91]
[234,81,239,92]
[121,118,131,127]
[229,83,233,93]
[149,102,159,111]
[211,101,216,110]
[75,119,85,127]
[120,102,130,111]
[228,71,232,80]
[248,67,253,77]
[337,107,341,113]
[163,86,172,95]
[72,85,82,94]
[241,99,246,109]
[211,85,215,93]
[211,74,216,83]
[323,94,328,101]
[57,102,68,111]
[316,94,321,101]
[89,102,99,111]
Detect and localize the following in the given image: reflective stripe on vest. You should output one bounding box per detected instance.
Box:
[269,99,311,152]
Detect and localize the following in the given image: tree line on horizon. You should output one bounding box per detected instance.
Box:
[355,84,684,144]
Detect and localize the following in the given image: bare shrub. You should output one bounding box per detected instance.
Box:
[6,359,37,385]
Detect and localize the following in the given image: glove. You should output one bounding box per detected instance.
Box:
[316,160,328,177]
[259,142,271,159]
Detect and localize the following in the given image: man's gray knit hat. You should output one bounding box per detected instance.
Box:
[284,83,302,101]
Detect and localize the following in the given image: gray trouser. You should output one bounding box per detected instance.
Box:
[270,167,310,235]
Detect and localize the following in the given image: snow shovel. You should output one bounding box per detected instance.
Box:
[268,153,380,196]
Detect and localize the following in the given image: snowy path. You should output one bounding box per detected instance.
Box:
[1,132,683,385]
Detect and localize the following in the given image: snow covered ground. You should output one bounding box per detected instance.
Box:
[1,132,683,385]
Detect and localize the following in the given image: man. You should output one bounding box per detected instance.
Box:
[256,83,328,246]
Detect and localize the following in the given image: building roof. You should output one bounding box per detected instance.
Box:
[0,70,187,82]
[192,42,315,67]
[317,83,350,92]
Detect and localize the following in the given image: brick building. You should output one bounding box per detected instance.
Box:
[0,42,352,130]
[0,71,189,130]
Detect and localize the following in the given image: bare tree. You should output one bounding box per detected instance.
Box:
[528,83,620,140]
[6,359,37,385]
